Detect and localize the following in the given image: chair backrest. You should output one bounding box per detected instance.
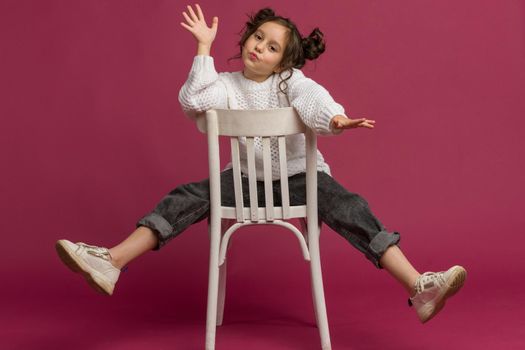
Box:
[197,108,318,224]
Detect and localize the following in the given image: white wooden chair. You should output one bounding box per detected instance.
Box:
[196,107,331,350]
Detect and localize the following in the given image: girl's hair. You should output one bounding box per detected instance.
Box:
[230,8,326,93]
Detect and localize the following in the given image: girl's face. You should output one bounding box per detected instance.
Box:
[242,21,289,82]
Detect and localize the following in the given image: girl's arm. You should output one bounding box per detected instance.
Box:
[178,5,227,119]
[178,56,228,119]
[287,70,374,134]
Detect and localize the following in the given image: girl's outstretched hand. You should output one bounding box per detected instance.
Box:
[331,115,376,130]
[181,4,218,47]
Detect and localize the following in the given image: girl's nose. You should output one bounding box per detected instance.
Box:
[254,43,263,53]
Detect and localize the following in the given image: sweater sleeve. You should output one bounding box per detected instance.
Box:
[286,69,347,135]
[178,55,228,120]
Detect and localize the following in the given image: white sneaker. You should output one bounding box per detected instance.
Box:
[409,265,467,323]
[55,239,120,295]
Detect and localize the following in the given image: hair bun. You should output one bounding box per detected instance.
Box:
[254,8,275,21]
[246,8,276,30]
[302,28,326,60]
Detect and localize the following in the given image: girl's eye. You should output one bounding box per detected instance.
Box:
[255,34,262,40]
[270,46,276,52]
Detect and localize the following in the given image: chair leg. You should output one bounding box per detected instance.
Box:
[217,260,227,326]
[205,222,222,350]
[311,273,320,327]
[216,219,234,326]
[309,228,332,350]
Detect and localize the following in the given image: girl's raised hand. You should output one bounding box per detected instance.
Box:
[180,4,218,47]
[331,115,376,130]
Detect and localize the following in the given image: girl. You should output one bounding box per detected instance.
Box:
[56,5,466,324]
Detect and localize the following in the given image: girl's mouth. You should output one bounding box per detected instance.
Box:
[249,52,258,61]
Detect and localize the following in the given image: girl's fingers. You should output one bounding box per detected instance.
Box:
[211,16,218,30]
[332,118,376,129]
[350,119,366,126]
[180,22,193,31]
[187,5,199,22]
[182,11,194,25]
[357,119,375,126]
[195,4,205,21]
[333,117,376,129]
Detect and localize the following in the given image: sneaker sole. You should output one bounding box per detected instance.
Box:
[420,265,467,323]
[55,240,114,296]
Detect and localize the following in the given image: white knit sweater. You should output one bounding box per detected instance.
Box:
[178,55,347,180]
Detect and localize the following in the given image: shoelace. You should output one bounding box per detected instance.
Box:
[415,271,445,293]
[408,271,445,307]
[77,242,128,272]
[77,242,112,261]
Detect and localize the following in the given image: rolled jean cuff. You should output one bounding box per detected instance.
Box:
[136,213,174,250]
[366,230,401,269]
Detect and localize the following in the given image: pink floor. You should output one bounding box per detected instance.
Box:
[2,229,524,350]
[3,283,524,349]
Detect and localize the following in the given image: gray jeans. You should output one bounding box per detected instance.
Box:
[137,169,400,268]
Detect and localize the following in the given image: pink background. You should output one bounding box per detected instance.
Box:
[1,0,524,349]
